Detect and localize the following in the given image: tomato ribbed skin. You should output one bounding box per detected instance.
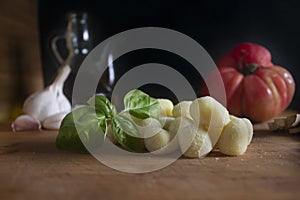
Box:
[208,43,295,122]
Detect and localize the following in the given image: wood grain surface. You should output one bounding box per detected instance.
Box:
[0,122,299,200]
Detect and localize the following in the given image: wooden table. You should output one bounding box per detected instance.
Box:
[0,121,299,200]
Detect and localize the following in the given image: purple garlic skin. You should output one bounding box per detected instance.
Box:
[12,114,41,132]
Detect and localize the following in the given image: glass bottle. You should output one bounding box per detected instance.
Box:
[51,12,92,101]
[51,12,115,103]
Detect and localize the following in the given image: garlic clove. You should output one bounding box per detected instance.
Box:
[11,114,41,132]
[42,112,68,130]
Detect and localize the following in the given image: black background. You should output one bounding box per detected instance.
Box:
[38,0,300,110]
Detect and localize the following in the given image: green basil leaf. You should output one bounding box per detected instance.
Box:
[124,89,160,119]
[111,114,145,153]
[87,94,116,119]
[56,106,106,153]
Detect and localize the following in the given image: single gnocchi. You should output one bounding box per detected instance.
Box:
[168,117,194,135]
[190,96,230,129]
[134,118,162,138]
[217,115,253,156]
[157,99,174,117]
[144,128,178,154]
[178,125,213,158]
[159,116,175,130]
[172,101,192,119]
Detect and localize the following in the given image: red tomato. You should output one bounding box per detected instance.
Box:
[205,43,295,122]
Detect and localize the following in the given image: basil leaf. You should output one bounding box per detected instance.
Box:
[87,95,116,119]
[111,114,145,153]
[124,89,160,119]
[56,106,106,153]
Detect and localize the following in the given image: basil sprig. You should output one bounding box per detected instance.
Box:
[56,89,160,153]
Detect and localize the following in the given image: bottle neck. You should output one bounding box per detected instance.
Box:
[66,12,91,53]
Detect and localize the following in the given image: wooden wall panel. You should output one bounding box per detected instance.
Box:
[0,0,43,120]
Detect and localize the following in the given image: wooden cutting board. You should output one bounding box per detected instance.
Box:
[0,122,299,200]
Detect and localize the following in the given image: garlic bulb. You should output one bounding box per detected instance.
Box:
[12,65,71,131]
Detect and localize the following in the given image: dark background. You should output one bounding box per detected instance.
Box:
[38,0,300,110]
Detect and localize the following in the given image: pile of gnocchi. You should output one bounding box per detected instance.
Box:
[118,96,254,158]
